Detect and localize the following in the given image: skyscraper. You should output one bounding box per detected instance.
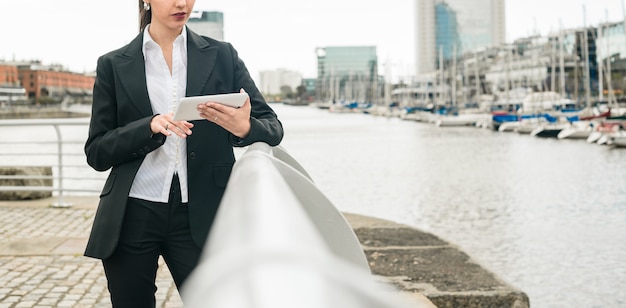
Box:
[315,46,378,102]
[187,11,224,41]
[416,0,505,74]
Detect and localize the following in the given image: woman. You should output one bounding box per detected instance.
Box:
[83,0,283,306]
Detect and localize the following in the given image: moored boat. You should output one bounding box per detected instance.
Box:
[557,121,596,139]
[530,122,570,138]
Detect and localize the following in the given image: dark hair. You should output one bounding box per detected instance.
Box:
[139,0,151,32]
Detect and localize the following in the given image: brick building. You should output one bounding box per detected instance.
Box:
[0,64,20,85]
[0,61,94,103]
[17,63,95,101]
[0,64,27,102]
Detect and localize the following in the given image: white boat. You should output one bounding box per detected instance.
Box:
[611,132,626,147]
[557,121,596,140]
[597,134,611,145]
[435,113,491,127]
[587,131,603,143]
[586,121,625,143]
[517,91,576,114]
[498,121,520,132]
[515,117,550,135]
[530,123,570,138]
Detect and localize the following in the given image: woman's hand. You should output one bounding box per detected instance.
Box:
[150,112,194,138]
[196,88,252,138]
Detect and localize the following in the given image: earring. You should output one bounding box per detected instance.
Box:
[143,2,150,10]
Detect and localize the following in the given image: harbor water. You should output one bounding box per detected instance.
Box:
[3,104,626,307]
[274,104,626,308]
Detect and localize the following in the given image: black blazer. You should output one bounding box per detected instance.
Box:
[84,29,284,259]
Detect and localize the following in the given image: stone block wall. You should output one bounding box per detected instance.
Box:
[0,167,53,200]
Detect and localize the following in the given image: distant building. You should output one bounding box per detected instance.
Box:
[259,69,303,97]
[1,61,95,102]
[0,64,20,86]
[302,78,316,99]
[416,0,506,74]
[596,21,626,99]
[315,46,378,102]
[0,63,27,102]
[187,11,224,41]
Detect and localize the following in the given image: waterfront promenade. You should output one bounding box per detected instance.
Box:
[0,195,528,307]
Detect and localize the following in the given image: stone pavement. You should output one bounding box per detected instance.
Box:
[0,197,183,308]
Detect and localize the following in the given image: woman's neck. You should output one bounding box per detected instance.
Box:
[148,23,182,47]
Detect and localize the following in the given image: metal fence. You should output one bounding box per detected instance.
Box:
[0,118,106,207]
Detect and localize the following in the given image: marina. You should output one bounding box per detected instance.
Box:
[275,104,626,308]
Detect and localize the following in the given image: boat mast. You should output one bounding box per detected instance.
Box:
[582,5,592,107]
[506,45,510,104]
[474,51,480,104]
[603,10,615,107]
[452,44,457,107]
[439,46,444,107]
[559,21,566,99]
[551,37,556,94]
[598,22,604,102]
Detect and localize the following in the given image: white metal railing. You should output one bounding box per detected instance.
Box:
[0,118,105,207]
[181,142,413,308]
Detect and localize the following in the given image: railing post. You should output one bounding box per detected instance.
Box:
[50,124,71,208]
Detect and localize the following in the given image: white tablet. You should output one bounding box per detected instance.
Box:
[173,92,248,121]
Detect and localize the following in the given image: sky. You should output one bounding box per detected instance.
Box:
[0,0,624,83]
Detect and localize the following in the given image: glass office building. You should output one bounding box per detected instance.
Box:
[416,0,505,74]
[315,46,378,102]
[435,2,461,62]
[187,11,224,41]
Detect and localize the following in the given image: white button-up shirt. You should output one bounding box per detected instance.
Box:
[129,25,189,203]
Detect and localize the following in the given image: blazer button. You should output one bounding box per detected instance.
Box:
[132,153,138,157]
[139,150,145,155]
[144,146,150,151]
[189,152,196,159]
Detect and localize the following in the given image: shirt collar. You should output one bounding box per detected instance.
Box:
[142,24,188,60]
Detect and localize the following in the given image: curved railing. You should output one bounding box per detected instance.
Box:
[0,118,106,207]
[181,142,411,308]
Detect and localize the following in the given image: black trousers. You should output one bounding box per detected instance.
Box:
[102,175,202,308]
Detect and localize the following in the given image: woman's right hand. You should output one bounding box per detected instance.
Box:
[150,112,194,138]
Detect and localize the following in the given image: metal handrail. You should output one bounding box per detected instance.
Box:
[0,117,105,207]
[181,142,412,308]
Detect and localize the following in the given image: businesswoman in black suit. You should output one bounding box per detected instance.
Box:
[83,0,283,306]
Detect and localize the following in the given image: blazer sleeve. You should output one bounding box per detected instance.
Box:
[85,54,166,172]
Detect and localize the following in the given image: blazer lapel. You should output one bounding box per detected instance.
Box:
[186,30,218,96]
[115,33,153,117]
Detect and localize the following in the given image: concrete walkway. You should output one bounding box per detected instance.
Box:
[0,196,528,307]
[0,197,181,308]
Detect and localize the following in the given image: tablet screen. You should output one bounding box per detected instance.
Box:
[173,93,248,121]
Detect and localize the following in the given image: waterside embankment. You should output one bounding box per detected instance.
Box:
[0,196,528,307]
[0,106,89,119]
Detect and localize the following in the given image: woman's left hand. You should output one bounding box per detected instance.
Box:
[196,88,251,138]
